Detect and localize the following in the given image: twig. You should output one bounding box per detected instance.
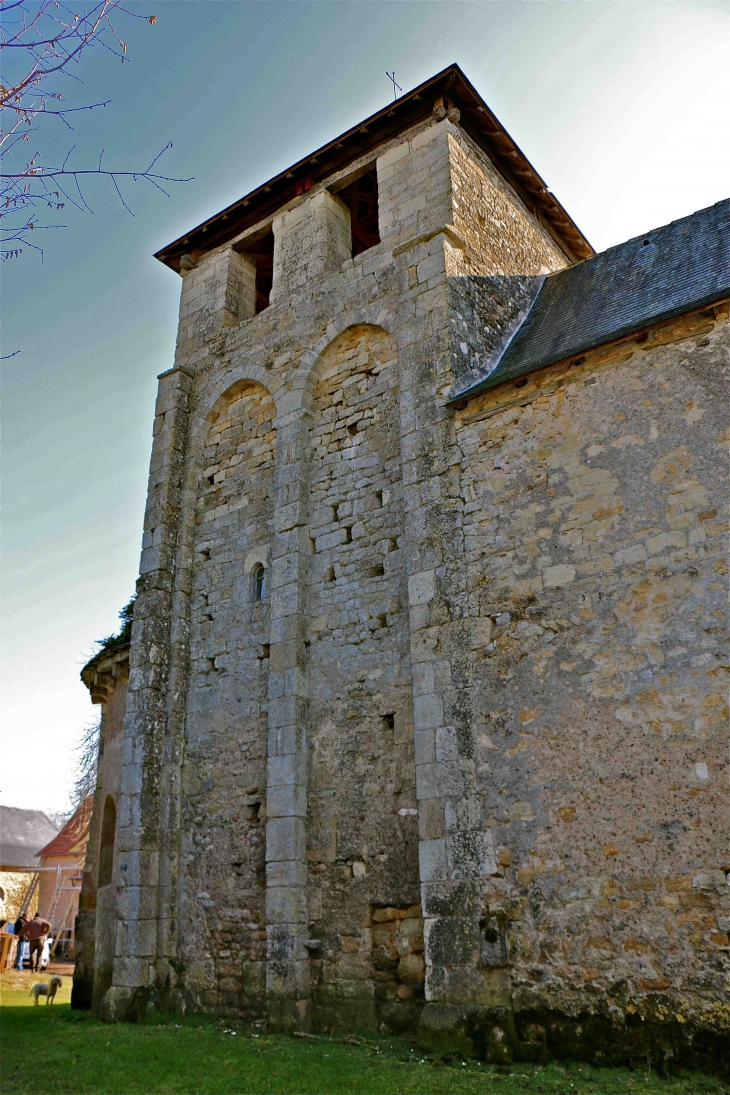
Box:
[1,1,184,261]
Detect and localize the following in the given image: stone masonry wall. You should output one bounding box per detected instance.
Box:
[0,872,38,926]
[447,127,569,278]
[305,325,422,1031]
[73,651,128,1011]
[176,381,276,1017]
[122,113,490,1031]
[93,670,128,1010]
[80,100,729,1069]
[455,306,729,1040]
[272,191,352,303]
[445,125,570,395]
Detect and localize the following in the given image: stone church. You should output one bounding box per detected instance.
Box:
[73,65,729,1069]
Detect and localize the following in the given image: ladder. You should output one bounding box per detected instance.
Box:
[48,866,81,959]
[18,873,39,918]
[50,901,75,959]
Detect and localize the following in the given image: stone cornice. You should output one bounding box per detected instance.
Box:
[80,644,130,705]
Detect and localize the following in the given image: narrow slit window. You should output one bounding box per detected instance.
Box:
[337,168,380,258]
[253,563,266,601]
[98,795,116,888]
[242,230,274,313]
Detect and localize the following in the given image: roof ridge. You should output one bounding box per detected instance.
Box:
[587,197,730,264]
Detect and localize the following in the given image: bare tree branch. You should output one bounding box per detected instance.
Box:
[1,1,184,261]
[72,718,101,808]
[45,805,74,829]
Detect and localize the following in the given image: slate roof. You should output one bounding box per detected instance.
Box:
[451,198,730,403]
[0,807,59,869]
[36,798,92,859]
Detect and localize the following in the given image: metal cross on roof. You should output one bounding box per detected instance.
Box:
[385,71,402,101]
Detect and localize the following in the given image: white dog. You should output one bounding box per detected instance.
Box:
[30,975,62,1005]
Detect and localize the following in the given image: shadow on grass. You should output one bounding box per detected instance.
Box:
[1,1003,725,1095]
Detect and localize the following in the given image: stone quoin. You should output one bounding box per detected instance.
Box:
[72,65,730,1073]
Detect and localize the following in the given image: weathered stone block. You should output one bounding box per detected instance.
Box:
[266,817,305,863]
[267,782,306,818]
[418,839,447,882]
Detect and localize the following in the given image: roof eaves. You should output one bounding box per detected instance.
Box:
[448,288,730,406]
[154,64,593,273]
[81,641,130,705]
[448,198,730,406]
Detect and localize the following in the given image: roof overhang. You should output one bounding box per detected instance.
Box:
[155,64,594,274]
[447,197,730,404]
[81,643,130,705]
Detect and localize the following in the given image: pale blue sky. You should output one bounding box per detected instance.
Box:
[2,0,728,814]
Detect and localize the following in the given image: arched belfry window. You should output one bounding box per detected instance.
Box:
[98,794,116,888]
[253,563,266,602]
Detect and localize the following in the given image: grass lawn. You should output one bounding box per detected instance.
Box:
[1,974,726,1095]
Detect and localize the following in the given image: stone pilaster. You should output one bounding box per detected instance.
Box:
[265,403,312,1030]
[98,363,193,1021]
[407,520,506,1028]
[270,190,351,303]
[176,247,256,358]
[377,117,528,1042]
[393,240,507,1043]
[402,408,500,1002]
[377,118,454,250]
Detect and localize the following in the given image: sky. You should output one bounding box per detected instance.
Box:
[2,0,728,819]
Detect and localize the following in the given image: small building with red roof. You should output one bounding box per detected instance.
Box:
[36,797,92,955]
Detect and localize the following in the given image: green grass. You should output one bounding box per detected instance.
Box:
[1,995,726,1095]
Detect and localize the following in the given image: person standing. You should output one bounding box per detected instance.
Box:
[13,916,27,969]
[22,915,51,972]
